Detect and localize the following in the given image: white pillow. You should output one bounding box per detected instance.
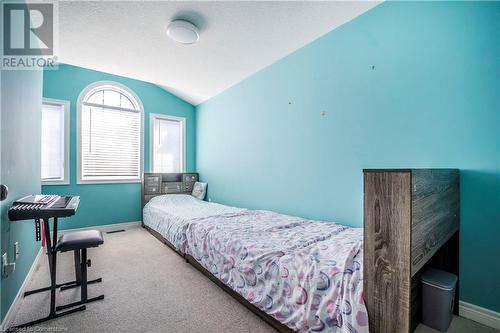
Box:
[191,182,207,200]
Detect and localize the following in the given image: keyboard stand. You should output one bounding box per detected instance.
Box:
[8,218,86,330]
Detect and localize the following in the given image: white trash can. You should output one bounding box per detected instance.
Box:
[421,268,457,332]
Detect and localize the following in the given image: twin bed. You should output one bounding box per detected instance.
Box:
[142,170,460,333]
[143,194,368,333]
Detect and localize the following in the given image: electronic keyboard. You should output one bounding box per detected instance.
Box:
[8,195,80,221]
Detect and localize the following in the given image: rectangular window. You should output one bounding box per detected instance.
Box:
[150,114,185,173]
[41,98,69,185]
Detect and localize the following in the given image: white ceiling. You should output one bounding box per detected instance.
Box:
[58,1,380,105]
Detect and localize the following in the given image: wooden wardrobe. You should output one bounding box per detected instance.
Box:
[363,169,459,333]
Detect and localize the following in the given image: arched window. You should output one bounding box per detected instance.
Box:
[78,81,143,183]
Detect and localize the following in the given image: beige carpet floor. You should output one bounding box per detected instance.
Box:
[7,226,498,333]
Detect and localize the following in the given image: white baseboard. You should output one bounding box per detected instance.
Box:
[1,246,44,330]
[60,220,141,233]
[0,221,140,329]
[459,301,500,330]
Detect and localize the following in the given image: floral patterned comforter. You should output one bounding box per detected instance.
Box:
[185,210,368,333]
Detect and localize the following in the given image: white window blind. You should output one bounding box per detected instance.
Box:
[79,84,142,182]
[151,115,184,173]
[41,101,67,183]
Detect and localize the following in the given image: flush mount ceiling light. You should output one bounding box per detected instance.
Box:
[167,19,199,44]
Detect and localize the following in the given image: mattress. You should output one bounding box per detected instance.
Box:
[142,194,244,252]
[185,210,368,333]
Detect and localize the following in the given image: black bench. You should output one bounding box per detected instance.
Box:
[54,229,105,311]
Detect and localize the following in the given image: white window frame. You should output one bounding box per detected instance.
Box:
[41,98,70,185]
[149,113,186,173]
[77,81,144,184]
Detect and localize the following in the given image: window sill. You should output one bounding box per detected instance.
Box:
[42,180,70,186]
[76,179,141,185]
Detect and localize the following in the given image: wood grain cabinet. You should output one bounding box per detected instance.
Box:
[363,169,459,333]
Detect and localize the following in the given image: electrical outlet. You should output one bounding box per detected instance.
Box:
[14,241,19,260]
[2,252,15,278]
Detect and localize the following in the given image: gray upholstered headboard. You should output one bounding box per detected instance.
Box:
[142,172,199,207]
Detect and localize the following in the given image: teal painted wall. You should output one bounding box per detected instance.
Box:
[196,2,500,312]
[1,70,43,319]
[42,64,196,229]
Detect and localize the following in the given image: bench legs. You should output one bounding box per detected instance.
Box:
[56,248,104,311]
[22,248,104,313]
[59,250,102,291]
[24,249,102,296]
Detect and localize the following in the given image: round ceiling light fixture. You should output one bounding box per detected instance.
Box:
[167,19,199,44]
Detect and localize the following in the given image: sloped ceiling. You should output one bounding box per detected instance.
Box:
[58,1,380,105]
